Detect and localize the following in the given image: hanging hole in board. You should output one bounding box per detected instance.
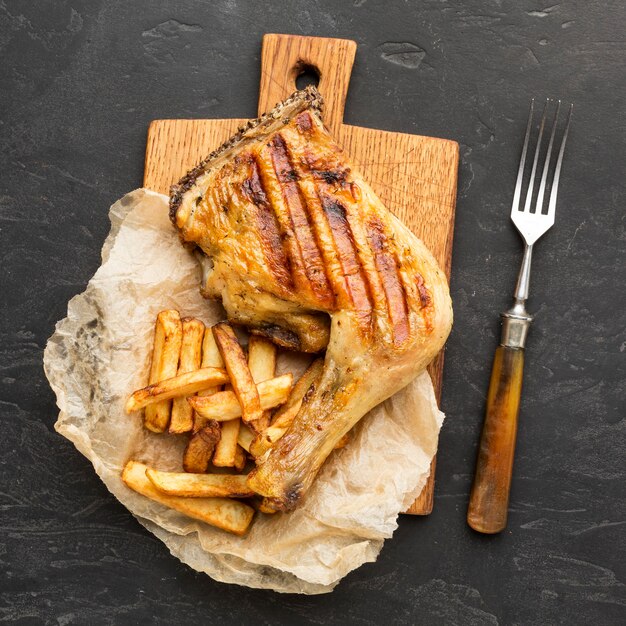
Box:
[295,64,320,90]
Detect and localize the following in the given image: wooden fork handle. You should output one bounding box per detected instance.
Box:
[467,345,525,534]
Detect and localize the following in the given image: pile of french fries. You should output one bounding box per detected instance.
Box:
[122,310,334,536]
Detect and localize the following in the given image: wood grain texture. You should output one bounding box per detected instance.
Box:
[143,34,458,515]
[258,34,356,137]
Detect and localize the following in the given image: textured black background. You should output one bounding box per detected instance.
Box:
[1,1,625,624]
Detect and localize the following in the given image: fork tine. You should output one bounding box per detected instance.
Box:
[546,104,573,219]
[535,100,561,214]
[522,99,549,212]
[511,99,534,214]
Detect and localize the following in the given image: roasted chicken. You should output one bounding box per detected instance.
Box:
[170,87,452,511]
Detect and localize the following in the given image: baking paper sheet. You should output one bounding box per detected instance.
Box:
[44,189,444,594]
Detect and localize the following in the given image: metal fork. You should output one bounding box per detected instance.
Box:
[467,99,573,534]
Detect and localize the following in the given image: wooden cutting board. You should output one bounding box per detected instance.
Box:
[143,34,458,515]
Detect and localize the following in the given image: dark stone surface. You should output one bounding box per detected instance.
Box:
[1,0,624,623]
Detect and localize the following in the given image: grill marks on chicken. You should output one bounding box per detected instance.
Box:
[237,113,409,343]
[319,195,373,328]
[242,160,294,293]
[170,88,452,510]
[259,135,335,308]
[366,216,411,346]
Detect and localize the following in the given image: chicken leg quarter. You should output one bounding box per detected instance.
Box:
[170,88,453,512]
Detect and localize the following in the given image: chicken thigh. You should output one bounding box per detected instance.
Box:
[170,87,452,511]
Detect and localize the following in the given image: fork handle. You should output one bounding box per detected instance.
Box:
[467,342,525,534]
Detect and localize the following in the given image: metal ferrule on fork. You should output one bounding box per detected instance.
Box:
[500,241,534,349]
[500,311,532,349]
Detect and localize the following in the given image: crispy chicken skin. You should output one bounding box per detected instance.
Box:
[170,87,452,511]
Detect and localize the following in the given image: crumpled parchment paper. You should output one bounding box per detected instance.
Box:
[43,188,444,594]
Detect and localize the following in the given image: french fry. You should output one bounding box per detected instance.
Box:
[212,417,240,467]
[211,354,242,467]
[146,468,254,498]
[193,327,226,424]
[237,424,255,453]
[234,445,247,472]
[200,328,226,382]
[170,318,205,433]
[201,326,225,370]
[122,461,254,536]
[189,374,293,426]
[125,367,229,413]
[247,337,277,383]
[144,310,182,432]
[212,323,263,424]
[247,336,277,431]
[183,422,221,473]
[271,358,324,429]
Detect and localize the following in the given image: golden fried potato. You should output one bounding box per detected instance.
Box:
[189,374,293,427]
[146,468,254,498]
[144,310,182,432]
[212,417,240,468]
[183,422,221,473]
[192,327,226,430]
[122,461,254,536]
[125,367,229,413]
[170,317,205,434]
[247,336,277,431]
[201,326,225,369]
[233,445,247,472]
[237,424,255,454]
[212,323,263,424]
